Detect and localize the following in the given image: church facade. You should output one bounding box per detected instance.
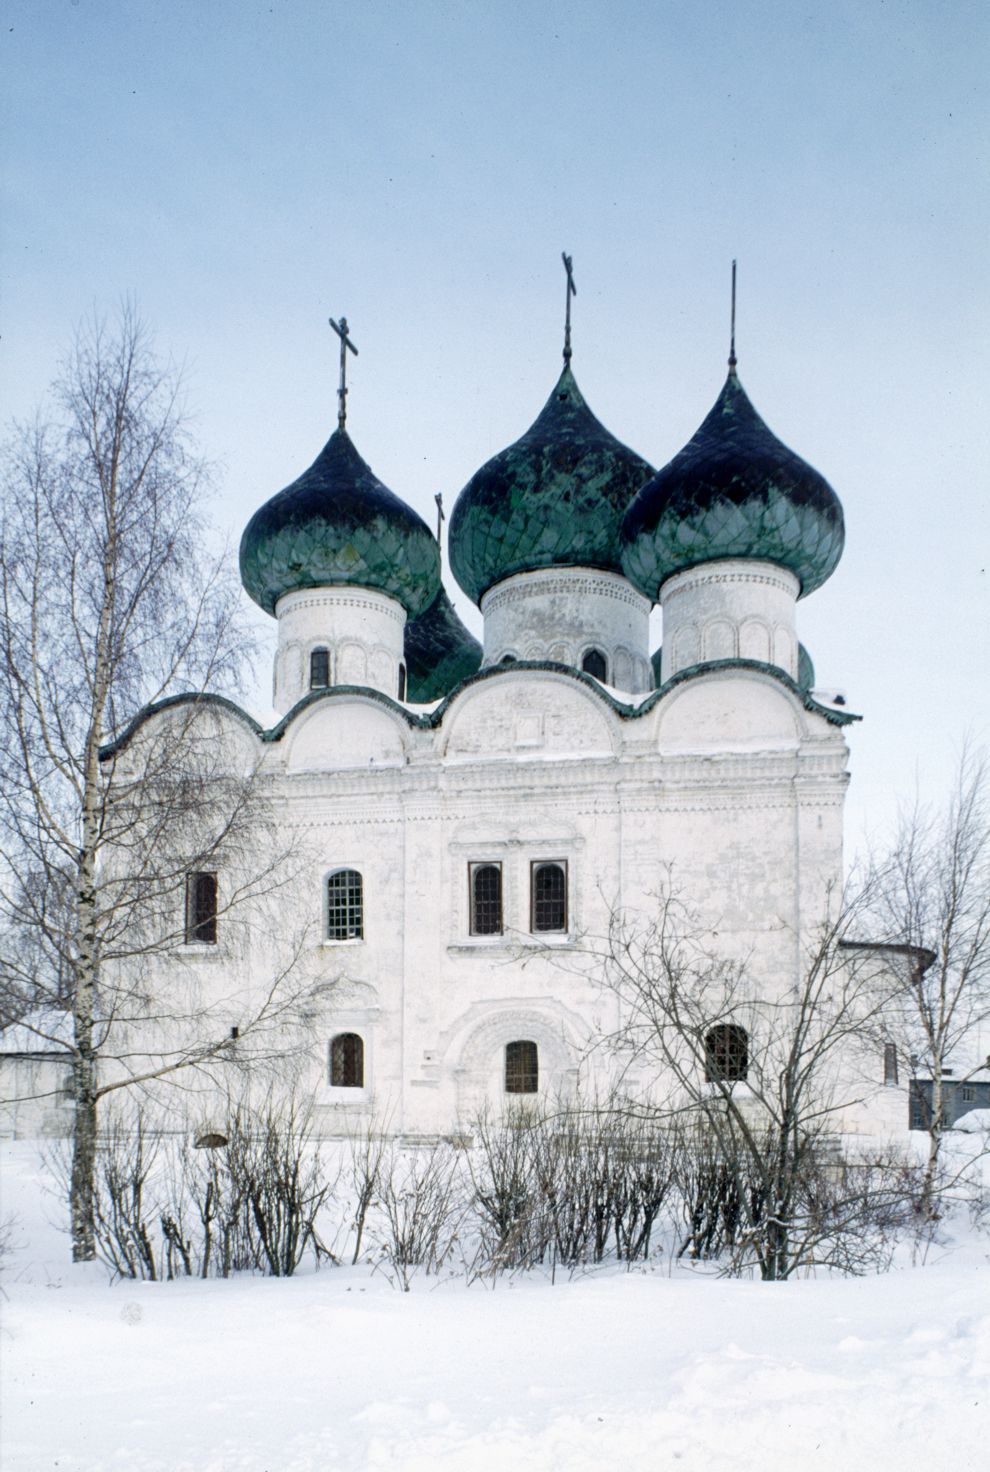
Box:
[101,312,888,1140]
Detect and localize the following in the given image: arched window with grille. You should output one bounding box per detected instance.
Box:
[581,648,608,682]
[704,1024,748,1083]
[531,860,567,933]
[469,862,502,935]
[326,869,363,940]
[310,647,330,689]
[330,1032,364,1087]
[504,1039,538,1094]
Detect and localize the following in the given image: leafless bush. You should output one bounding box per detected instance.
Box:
[346,1115,391,1265]
[44,1098,339,1281]
[370,1140,466,1290]
[228,1098,339,1276]
[468,1103,678,1276]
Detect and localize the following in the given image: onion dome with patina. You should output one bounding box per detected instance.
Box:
[621,367,844,601]
[240,428,441,617]
[448,364,655,605]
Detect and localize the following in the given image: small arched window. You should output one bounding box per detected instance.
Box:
[505,1039,538,1094]
[310,648,330,689]
[581,648,608,682]
[397,662,407,701]
[531,861,567,933]
[327,869,363,940]
[705,1025,748,1083]
[470,863,502,935]
[330,1032,364,1087]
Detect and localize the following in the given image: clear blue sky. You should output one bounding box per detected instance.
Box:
[3,0,987,847]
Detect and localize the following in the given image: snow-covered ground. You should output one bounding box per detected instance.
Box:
[2,1140,988,1472]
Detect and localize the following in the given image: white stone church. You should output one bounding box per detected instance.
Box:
[97,312,893,1140]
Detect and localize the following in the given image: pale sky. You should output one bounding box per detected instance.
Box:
[2,0,987,852]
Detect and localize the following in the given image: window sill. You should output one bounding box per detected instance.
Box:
[177,943,223,957]
[322,938,365,948]
[448,934,576,954]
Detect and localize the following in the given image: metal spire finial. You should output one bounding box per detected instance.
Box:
[561,252,577,363]
[328,315,359,431]
[728,259,738,372]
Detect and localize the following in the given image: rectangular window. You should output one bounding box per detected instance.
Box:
[327,870,363,940]
[883,1043,899,1085]
[469,862,502,935]
[310,648,330,689]
[185,871,217,944]
[962,1084,975,1103]
[531,860,568,933]
[505,1039,539,1094]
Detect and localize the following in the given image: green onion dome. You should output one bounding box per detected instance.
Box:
[404,586,482,702]
[448,364,655,606]
[621,369,844,601]
[240,428,440,617]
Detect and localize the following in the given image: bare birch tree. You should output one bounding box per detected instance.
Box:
[866,748,990,1217]
[0,310,314,1261]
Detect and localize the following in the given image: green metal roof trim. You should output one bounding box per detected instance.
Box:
[99,692,265,760]
[102,655,858,760]
[652,642,815,693]
[621,370,844,600]
[240,428,440,618]
[448,364,655,605]
[404,586,482,703]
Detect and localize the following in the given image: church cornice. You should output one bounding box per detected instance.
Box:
[101,654,858,762]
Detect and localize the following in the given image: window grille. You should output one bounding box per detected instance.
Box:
[581,648,608,682]
[310,648,330,689]
[531,861,567,932]
[504,1039,538,1094]
[883,1043,899,1085]
[185,872,217,944]
[330,1032,364,1087]
[327,869,363,940]
[470,863,502,935]
[704,1024,748,1083]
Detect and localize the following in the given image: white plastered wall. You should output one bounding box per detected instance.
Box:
[480,567,653,693]
[659,558,799,683]
[273,586,406,712]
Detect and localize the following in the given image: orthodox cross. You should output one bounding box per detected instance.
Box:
[728,259,738,371]
[561,252,577,363]
[328,315,359,431]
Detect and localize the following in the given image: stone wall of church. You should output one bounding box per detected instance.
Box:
[480,567,653,693]
[94,662,867,1140]
[659,558,800,683]
[272,586,407,712]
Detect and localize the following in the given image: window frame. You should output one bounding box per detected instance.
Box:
[469,861,503,937]
[310,647,331,689]
[184,871,218,945]
[883,1042,899,1085]
[326,868,364,942]
[530,859,568,934]
[580,647,608,682]
[329,1032,364,1088]
[704,1024,749,1084]
[504,1039,539,1095]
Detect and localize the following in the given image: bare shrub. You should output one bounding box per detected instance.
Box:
[370,1140,466,1291]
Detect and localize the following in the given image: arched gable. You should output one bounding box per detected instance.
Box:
[282,694,408,772]
[438,670,618,761]
[654,669,805,749]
